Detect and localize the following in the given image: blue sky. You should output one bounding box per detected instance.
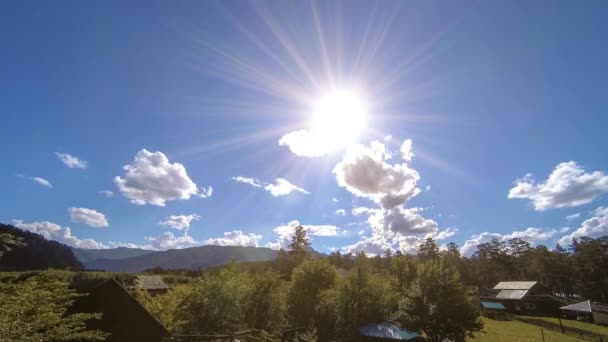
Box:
[1,1,607,255]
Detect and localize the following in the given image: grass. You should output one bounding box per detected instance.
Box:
[468,318,585,342]
[523,316,608,337]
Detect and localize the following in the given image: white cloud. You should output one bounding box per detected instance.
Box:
[400,139,414,162]
[114,149,208,206]
[593,206,608,217]
[566,213,581,221]
[55,152,87,169]
[99,190,114,198]
[336,209,346,216]
[68,207,109,228]
[508,161,608,211]
[32,177,52,188]
[332,198,339,203]
[160,214,200,231]
[558,211,608,246]
[204,230,262,247]
[145,231,199,250]
[12,219,107,249]
[278,130,331,157]
[460,227,560,256]
[425,185,431,192]
[266,220,341,250]
[264,178,310,196]
[199,186,213,198]
[367,206,439,236]
[333,140,420,209]
[232,176,262,188]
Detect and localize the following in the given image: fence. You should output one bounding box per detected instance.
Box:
[512,315,608,342]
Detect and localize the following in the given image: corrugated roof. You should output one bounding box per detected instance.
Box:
[359,323,420,340]
[496,289,529,300]
[136,275,169,290]
[493,281,537,290]
[481,301,506,310]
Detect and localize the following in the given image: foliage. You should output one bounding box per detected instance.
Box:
[133,284,193,332]
[0,223,83,270]
[396,258,483,342]
[0,270,107,341]
[243,271,288,333]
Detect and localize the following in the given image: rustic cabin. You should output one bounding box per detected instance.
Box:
[490,281,561,315]
[70,277,170,342]
[358,322,424,341]
[561,300,608,325]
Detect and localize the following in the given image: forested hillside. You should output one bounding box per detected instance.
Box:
[0,223,83,271]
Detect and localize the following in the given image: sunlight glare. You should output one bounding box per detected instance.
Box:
[310,87,368,150]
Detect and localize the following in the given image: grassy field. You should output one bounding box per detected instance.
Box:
[523,316,608,337]
[468,318,585,342]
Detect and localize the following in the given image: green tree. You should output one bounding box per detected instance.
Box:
[396,258,482,342]
[134,283,193,333]
[243,271,288,333]
[0,271,107,341]
[275,226,313,277]
[418,238,439,261]
[287,259,336,329]
[0,232,24,259]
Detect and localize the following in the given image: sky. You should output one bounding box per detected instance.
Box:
[1,1,608,256]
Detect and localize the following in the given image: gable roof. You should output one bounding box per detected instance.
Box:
[496,289,529,300]
[561,300,608,314]
[359,323,420,340]
[493,281,537,290]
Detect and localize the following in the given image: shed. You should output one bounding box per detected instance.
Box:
[561,300,608,325]
[358,323,424,341]
[481,301,507,320]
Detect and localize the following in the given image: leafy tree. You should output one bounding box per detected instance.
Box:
[287,259,336,329]
[181,266,251,334]
[275,226,313,277]
[418,238,439,261]
[0,271,107,341]
[243,271,288,333]
[396,258,482,342]
[134,283,193,333]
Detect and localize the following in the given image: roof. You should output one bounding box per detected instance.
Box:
[135,275,169,290]
[359,323,420,340]
[493,281,537,290]
[481,301,506,310]
[496,289,529,300]
[562,300,608,314]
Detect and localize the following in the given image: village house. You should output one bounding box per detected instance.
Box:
[489,281,561,315]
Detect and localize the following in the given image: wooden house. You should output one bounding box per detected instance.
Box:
[490,281,561,316]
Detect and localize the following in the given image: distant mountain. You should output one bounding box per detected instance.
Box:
[86,245,280,272]
[0,223,83,271]
[72,247,157,266]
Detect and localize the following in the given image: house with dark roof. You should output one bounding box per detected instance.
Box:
[561,300,608,325]
[489,281,561,315]
[71,277,170,342]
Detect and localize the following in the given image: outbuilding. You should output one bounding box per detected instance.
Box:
[480,301,507,320]
[561,300,608,325]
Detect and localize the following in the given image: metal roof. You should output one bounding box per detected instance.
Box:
[496,289,529,300]
[135,275,169,290]
[359,323,420,340]
[561,300,592,313]
[493,281,537,290]
[481,301,506,310]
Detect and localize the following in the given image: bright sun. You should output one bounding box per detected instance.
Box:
[310,87,368,150]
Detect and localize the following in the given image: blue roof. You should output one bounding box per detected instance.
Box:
[359,323,420,340]
[481,301,506,310]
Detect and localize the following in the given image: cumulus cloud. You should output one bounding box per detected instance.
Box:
[68,207,109,228]
[508,161,608,211]
[593,207,608,217]
[32,177,52,188]
[558,211,608,246]
[336,209,346,216]
[12,219,107,249]
[232,176,262,188]
[204,230,262,247]
[278,130,330,157]
[145,231,199,250]
[55,152,87,169]
[114,149,209,206]
[333,140,420,209]
[266,220,340,250]
[460,227,560,256]
[160,214,200,231]
[264,178,310,196]
[99,190,114,198]
[566,213,581,221]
